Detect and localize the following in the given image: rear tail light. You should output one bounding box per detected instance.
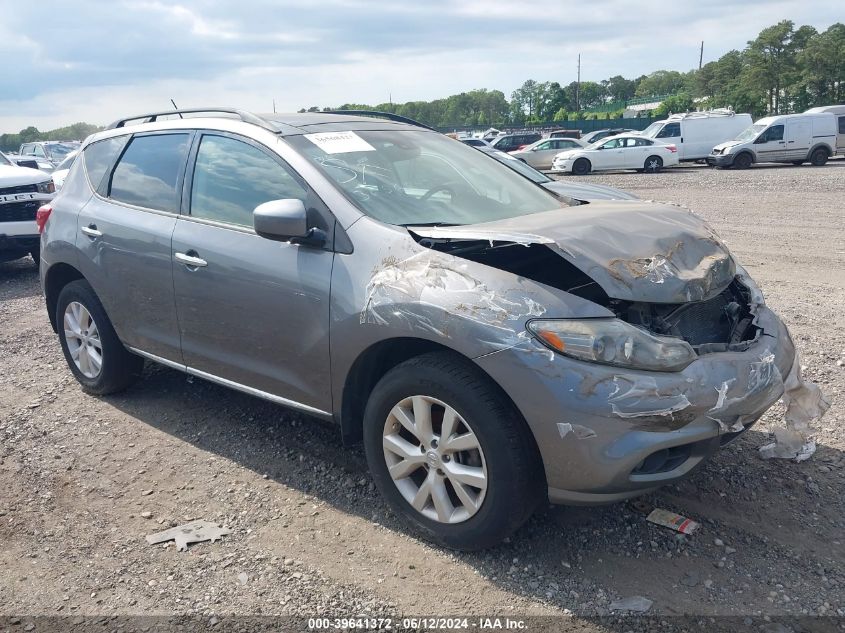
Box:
[666,145,678,153]
[36,204,52,234]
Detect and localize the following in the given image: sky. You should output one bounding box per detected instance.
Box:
[0,0,839,133]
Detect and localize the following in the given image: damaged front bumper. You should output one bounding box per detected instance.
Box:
[706,152,735,167]
[475,305,796,505]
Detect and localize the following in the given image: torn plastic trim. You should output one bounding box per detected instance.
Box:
[557,422,597,439]
[358,248,613,357]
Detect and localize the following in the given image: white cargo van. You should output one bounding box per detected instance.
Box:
[708,112,837,169]
[639,110,753,160]
[805,105,845,155]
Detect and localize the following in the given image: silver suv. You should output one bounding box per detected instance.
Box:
[40,108,800,550]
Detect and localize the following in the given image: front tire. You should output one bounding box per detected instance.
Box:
[56,280,143,394]
[733,152,753,169]
[29,244,40,268]
[363,352,543,550]
[572,158,591,175]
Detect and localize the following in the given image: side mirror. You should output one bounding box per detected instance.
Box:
[254,199,308,240]
[253,199,327,248]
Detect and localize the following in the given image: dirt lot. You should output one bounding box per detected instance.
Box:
[1,161,843,627]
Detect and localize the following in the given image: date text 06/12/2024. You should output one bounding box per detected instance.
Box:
[307,617,527,630]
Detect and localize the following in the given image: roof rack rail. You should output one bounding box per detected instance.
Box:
[323,110,435,131]
[106,107,277,132]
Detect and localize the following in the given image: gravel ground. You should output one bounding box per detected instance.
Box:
[1,161,843,628]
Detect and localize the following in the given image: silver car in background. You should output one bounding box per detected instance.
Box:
[39,109,816,550]
[508,137,584,170]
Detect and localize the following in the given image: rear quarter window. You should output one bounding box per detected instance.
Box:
[838,116,845,135]
[83,136,130,193]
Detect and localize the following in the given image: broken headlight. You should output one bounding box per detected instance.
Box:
[527,318,696,372]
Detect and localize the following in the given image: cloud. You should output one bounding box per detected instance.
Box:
[0,0,838,132]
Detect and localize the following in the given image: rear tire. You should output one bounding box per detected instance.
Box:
[363,352,544,550]
[643,155,663,173]
[810,148,828,166]
[733,152,753,169]
[572,158,591,175]
[56,280,143,395]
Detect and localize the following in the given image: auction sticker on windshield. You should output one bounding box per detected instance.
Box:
[304,131,375,154]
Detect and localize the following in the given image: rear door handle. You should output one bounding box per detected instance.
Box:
[175,251,208,268]
[788,140,795,143]
[81,224,102,238]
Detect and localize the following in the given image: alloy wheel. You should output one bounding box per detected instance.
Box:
[63,301,103,378]
[382,395,487,524]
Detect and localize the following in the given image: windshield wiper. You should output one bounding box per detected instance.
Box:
[401,222,462,228]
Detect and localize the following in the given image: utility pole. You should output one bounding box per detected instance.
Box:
[576,53,581,112]
[699,41,704,69]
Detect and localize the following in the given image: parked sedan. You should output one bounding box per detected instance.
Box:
[509,138,584,170]
[552,135,679,174]
[579,128,635,145]
[475,147,637,201]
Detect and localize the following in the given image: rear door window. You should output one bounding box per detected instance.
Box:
[838,116,845,135]
[109,134,190,212]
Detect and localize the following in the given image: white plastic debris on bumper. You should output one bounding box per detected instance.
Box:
[759,355,830,461]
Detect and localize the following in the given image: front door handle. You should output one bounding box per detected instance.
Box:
[81,224,102,238]
[175,251,208,268]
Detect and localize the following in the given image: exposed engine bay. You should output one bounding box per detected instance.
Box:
[416,238,759,354]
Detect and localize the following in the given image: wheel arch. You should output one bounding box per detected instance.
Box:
[339,337,535,457]
[735,149,755,164]
[44,262,85,332]
[808,143,831,159]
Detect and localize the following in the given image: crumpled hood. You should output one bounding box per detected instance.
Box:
[410,201,736,304]
[713,140,743,152]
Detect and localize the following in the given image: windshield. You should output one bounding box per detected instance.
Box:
[0,151,12,166]
[734,124,766,142]
[46,142,80,161]
[287,130,568,226]
[640,122,663,138]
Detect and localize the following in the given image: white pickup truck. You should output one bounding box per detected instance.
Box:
[0,151,56,266]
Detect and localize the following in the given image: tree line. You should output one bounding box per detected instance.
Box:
[0,122,102,153]
[324,20,844,128]
[2,19,841,147]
